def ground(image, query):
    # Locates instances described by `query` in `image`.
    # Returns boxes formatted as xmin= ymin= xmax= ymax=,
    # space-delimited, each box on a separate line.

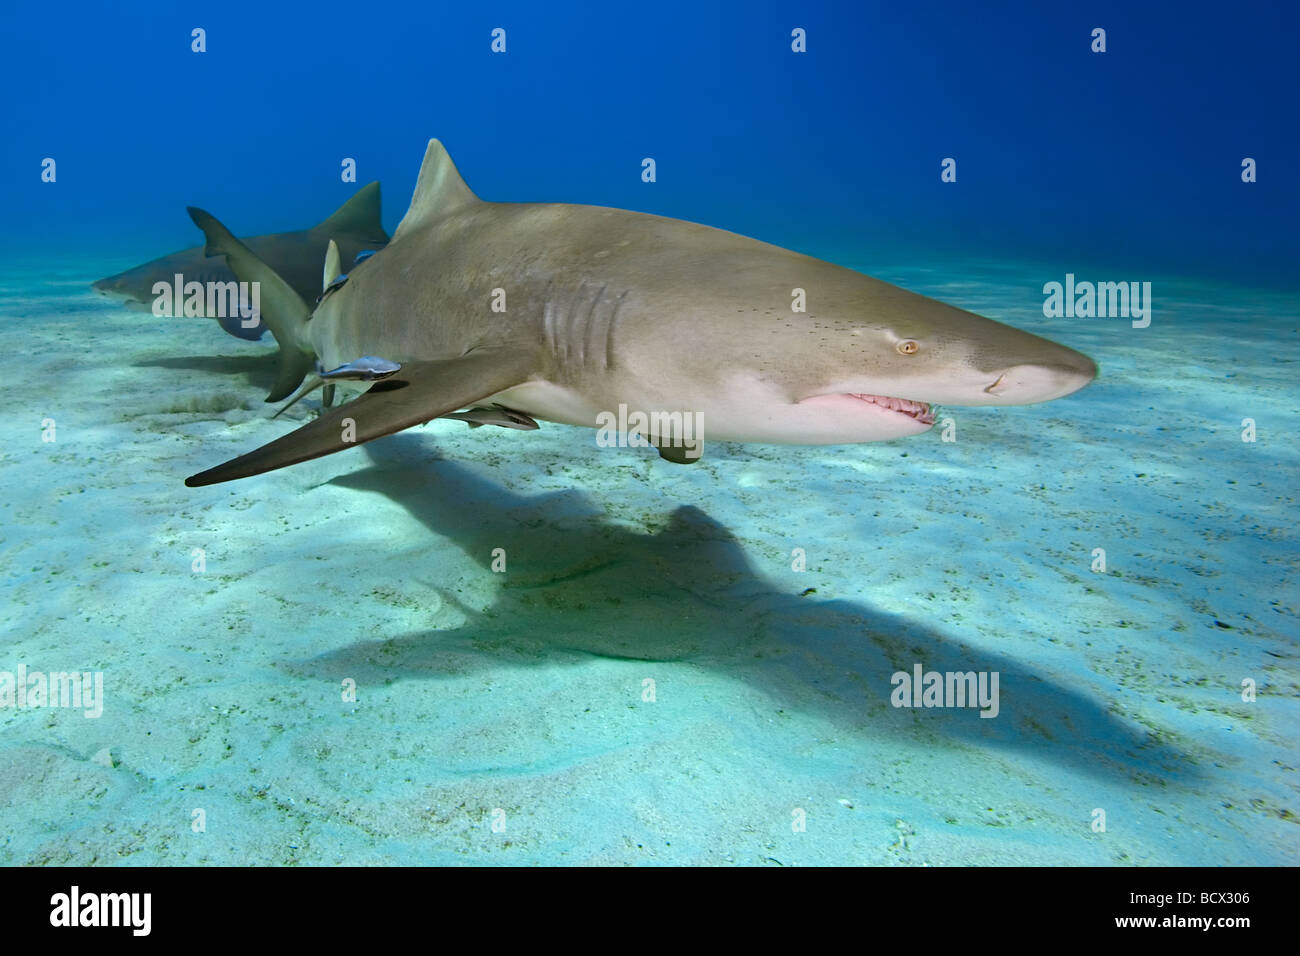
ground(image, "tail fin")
xmin=315 ymin=181 xmax=388 ymax=243
xmin=187 ymin=207 xmax=316 ymax=402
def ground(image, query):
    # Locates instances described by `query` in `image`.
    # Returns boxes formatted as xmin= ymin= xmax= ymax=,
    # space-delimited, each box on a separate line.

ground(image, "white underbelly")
xmin=484 ymin=379 xmax=933 ymax=444
xmin=485 ymin=381 xmax=606 ymax=428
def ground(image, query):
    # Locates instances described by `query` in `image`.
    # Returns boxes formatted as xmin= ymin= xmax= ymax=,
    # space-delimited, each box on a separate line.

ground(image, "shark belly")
xmin=486 ymin=381 xmax=607 ymax=429
xmin=492 ymin=374 xmax=934 ymax=445
xmin=701 ymin=395 xmax=937 ymax=443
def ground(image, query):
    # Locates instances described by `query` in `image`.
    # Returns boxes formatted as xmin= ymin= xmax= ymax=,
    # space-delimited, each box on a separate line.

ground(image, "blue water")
xmin=0 ymin=1 xmax=1296 ymax=865
xmin=5 ymin=0 xmax=1298 ymax=287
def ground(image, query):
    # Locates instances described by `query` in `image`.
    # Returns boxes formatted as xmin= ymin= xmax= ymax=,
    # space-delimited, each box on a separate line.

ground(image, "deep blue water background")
xmin=2 ymin=0 xmax=1297 ymax=290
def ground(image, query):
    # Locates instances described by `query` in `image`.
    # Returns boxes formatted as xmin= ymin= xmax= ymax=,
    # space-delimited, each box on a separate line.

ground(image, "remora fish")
xmin=183 ymin=139 xmax=1096 ymax=486
xmin=92 ymin=183 xmax=389 ymax=340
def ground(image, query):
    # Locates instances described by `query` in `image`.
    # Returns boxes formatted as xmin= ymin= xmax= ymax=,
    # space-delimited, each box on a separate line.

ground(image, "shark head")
xmin=91 ymin=272 xmax=150 ymax=309
xmin=787 ymin=284 xmax=1097 ymax=440
xmin=602 ymin=237 xmax=1098 ymax=446
xmin=90 ymin=273 xmax=122 ymax=295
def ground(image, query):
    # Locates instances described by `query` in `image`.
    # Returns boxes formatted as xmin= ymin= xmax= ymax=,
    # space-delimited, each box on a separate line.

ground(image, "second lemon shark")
xmin=92 ymin=183 xmax=389 ymax=340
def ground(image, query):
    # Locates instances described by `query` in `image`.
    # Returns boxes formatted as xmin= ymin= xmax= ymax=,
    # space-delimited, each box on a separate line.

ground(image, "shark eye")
xmin=897 ymin=339 xmax=920 ymax=355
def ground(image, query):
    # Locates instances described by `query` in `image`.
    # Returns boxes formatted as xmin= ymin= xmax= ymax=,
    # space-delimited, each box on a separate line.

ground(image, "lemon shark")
xmin=92 ymin=183 xmax=389 ymax=340
xmin=183 ymin=139 xmax=1096 ymax=487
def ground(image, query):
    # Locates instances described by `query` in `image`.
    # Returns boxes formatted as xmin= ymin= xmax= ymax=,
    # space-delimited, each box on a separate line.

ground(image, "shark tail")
xmin=187 ymin=207 xmax=315 ymax=402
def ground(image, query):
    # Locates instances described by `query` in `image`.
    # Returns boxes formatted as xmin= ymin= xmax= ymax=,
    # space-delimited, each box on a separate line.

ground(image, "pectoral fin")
xmin=185 ymin=347 xmax=536 ymax=486
xmin=655 ymin=439 xmax=703 ymax=464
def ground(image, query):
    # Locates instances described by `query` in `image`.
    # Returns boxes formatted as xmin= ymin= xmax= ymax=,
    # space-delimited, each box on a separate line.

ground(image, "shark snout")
xmin=92 ymin=275 xmax=126 ymax=297
xmin=981 ymin=350 xmax=1097 ymax=405
xmin=91 ymin=274 xmax=152 ymax=310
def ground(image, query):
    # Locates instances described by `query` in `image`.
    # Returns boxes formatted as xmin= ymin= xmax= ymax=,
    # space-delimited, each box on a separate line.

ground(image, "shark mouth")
xmin=845 ymin=393 xmax=936 ymax=425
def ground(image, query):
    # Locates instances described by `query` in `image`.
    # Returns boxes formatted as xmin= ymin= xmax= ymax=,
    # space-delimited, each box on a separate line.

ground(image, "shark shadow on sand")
xmin=285 ymin=433 xmax=1200 ymax=786
xmin=134 ymin=352 xmax=278 ymax=394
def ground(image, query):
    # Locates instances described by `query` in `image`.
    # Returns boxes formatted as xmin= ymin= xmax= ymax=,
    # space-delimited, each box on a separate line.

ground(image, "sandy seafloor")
xmin=0 ymin=251 xmax=1296 ymax=866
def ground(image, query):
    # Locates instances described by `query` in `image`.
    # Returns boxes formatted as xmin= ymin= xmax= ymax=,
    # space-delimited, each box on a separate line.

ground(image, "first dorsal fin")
xmin=315 ymin=181 xmax=388 ymax=240
xmin=392 ymin=139 xmax=479 ymax=241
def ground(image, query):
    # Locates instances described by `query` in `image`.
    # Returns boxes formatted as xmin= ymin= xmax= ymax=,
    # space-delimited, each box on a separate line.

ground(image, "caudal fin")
xmin=187 ymin=207 xmax=316 ymax=402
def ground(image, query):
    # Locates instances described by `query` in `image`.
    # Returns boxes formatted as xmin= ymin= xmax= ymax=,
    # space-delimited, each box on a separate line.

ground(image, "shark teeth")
xmin=846 ymin=393 xmax=935 ymax=425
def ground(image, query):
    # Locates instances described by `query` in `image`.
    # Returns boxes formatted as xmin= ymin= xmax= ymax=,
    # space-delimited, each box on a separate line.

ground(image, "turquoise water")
xmin=1 ymin=252 xmax=1294 ymax=865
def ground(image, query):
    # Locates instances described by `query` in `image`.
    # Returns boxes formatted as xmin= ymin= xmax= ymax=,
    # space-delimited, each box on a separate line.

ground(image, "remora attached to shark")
xmin=92 ymin=183 xmax=389 ymax=340
xmin=183 ymin=139 xmax=1096 ymax=487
